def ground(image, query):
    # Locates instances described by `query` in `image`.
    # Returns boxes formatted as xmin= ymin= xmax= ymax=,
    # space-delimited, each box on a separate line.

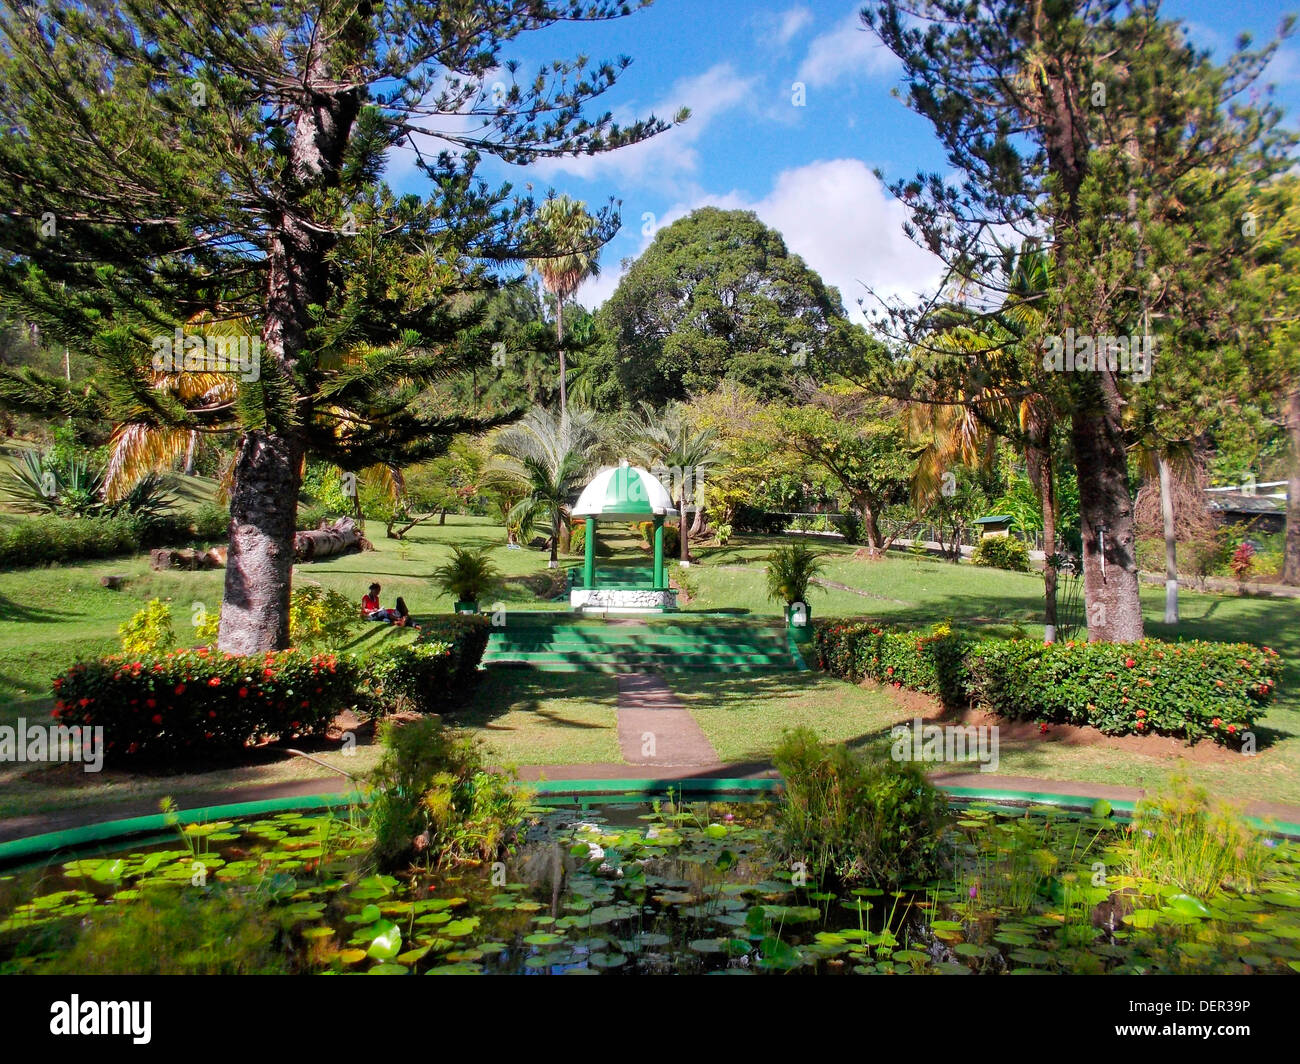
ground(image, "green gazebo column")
xmin=652 ymin=515 xmax=665 ymax=589
xmin=583 ymin=516 xmax=596 ymax=589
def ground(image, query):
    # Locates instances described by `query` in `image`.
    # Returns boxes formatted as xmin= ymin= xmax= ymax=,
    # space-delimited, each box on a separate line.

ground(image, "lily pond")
xmin=3 ymin=798 xmax=1300 ymax=975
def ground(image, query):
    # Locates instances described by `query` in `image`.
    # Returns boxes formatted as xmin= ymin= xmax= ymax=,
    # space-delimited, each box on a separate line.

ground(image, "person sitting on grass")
xmin=361 ymin=582 xmax=399 ymax=623
xmin=393 ymin=596 xmax=420 ymax=629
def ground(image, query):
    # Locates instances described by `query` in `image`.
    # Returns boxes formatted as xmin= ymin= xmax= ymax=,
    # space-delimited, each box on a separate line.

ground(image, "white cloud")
xmin=577 ymin=158 xmax=945 ymax=320
xmin=528 ymin=63 xmax=758 ymax=192
xmin=755 ymin=5 xmax=814 ymax=48
xmin=797 ymin=7 xmax=899 ymax=88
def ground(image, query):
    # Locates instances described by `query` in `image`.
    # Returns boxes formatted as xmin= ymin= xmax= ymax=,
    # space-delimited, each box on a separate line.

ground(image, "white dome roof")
xmin=572 ymin=461 xmax=675 ymax=520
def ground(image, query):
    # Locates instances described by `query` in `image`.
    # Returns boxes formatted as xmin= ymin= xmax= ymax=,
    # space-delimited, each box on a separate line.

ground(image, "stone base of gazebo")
xmin=570 ymin=587 xmax=678 ymax=614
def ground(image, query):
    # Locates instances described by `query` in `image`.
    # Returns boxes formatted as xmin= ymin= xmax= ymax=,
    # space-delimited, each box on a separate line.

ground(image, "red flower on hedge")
xmin=151 ymin=714 xmax=163 ymax=725
xmin=175 ymin=684 xmax=186 ymax=695
xmin=208 ymin=711 xmax=216 ymax=718
xmin=208 ymin=676 xmax=221 ymax=687
xmin=1135 ymin=722 xmax=1145 ymax=731
xmin=1039 ymin=723 xmax=1049 ymax=734
xmin=1226 ymin=724 xmax=1236 ymax=735
xmin=78 ymin=697 xmax=90 ymax=708
xmin=239 ymin=687 xmax=248 ymax=698
xmin=146 ymin=698 xmax=156 ymax=709
xmin=1212 ymin=717 xmax=1222 ymax=728
xmin=263 ymin=668 xmax=275 ymax=679
xmin=1136 ymin=709 xmax=1146 ymax=718
xmin=1124 ymin=658 xmax=1136 ymax=668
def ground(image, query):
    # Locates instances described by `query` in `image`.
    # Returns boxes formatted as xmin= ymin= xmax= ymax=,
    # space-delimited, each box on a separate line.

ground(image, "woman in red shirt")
xmin=362 ymin=583 xmax=398 ymax=622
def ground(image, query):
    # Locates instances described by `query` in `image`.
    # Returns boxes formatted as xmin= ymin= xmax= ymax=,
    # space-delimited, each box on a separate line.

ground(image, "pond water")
xmin=2 ymin=799 xmax=1299 ymax=974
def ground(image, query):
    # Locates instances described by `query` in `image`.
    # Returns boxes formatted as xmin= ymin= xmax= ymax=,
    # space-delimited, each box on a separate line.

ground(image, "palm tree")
xmin=525 ymin=196 xmax=602 ymax=418
xmin=488 ymin=406 xmax=602 ymax=568
xmin=624 ymin=401 xmax=719 ymax=563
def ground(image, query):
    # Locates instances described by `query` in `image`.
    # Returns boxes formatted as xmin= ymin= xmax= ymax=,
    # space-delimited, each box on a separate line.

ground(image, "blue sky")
xmin=387 ymin=1 xmax=1300 ymax=320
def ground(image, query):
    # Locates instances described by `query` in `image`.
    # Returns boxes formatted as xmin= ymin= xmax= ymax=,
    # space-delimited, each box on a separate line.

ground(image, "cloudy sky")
xmin=386 ymin=0 xmax=1300 ymax=322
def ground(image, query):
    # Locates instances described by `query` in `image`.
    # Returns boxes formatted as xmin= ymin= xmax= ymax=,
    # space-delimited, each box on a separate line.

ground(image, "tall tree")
xmin=597 ymin=208 xmax=861 ymax=406
xmin=0 ymin=0 xmax=671 ymax=653
xmin=624 ymin=401 xmax=719 ymax=562
xmin=526 ymin=195 xmax=604 ymax=418
xmin=863 ymin=0 xmax=1293 ymax=641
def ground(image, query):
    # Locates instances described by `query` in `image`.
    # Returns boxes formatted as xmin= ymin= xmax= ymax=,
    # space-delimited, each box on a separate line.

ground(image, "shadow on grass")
xmin=0 ymin=592 xmax=70 ymax=625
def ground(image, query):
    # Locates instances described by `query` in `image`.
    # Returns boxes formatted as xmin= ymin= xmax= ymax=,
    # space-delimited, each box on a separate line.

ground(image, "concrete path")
xmin=615 ymin=672 xmax=719 ymax=768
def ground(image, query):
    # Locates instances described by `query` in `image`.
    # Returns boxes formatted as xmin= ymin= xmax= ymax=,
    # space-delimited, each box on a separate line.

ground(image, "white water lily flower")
xmin=586 ymin=843 xmax=605 ymax=861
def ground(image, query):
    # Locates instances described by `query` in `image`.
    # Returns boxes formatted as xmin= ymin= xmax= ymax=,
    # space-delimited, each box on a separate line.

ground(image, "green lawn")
xmin=2 ymin=516 xmax=1300 ymax=820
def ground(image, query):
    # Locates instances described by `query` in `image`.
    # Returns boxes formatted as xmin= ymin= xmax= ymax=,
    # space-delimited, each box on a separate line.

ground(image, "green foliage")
xmin=119 ymin=598 xmax=176 ymax=657
xmin=764 ymin=542 xmax=824 ymax=605
xmin=771 ymin=727 xmax=950 ymax=886
xmin=363 ymin=640 xmax=455 ymax=714
xmin=52 ymin=648 xmax=358 ymax=759
xmin=0 ymin=514 xmax=139 ymax=568
xmin=633 ymin=520 xmax=679 ymax=557
xmin=596 ymin=208 xmax=867 ymax=404
xmin=813 ymin=618 xmax=1282 ymax=745
xmin=965 ymin=638 xmax=1281 ymax=743
xmin=34 ymin=888 xmax=291 ymax=975
xmin=812 ymin=618 xmax=982 ymax=707
xmin=970 ymin=535 xmax=1032 ymax=572
xmin=417 ymin=615 xmax=492 ymax=689
xmin=1123 ymin=775 xmax=1274 ymax=896
xmin=713 ymin=522 xmax=733 ymax=546
xmin=431 ymin=545 xmax=500 ymax=604
xmin=288 ymin=584 xmax=361 ymax=650
xmin=364 ymin=716 xmax=530 ymax=870
xmin=833 ymin=511 xmax=862 ymax=544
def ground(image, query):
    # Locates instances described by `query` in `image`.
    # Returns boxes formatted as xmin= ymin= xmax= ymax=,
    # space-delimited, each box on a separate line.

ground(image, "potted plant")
xmin=432 ymin=546 xmax=500 ymax=613
xmin=765 ymin=542 xmax=824 ymax=636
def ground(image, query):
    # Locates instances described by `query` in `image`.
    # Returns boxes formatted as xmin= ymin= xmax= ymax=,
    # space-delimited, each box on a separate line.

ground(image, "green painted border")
xmin=3 ymin=778 xmax=1297 ymax=867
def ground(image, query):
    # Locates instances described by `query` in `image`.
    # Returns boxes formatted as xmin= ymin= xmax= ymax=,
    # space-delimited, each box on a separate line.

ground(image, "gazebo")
xmin=569 ymin=460 xmax=679 ymax=613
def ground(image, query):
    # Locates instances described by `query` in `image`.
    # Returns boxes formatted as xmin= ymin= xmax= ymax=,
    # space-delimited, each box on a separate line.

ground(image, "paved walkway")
xmin=615 ymin=672 xmax=719 ymax=767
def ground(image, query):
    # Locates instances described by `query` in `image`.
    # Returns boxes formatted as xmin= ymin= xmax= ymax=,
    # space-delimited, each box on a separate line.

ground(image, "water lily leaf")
xmin=589 ymin=952 xmax=627 ymax=969
xmin=441 ymin=917 xmax=480 ymax=938
xmin=1166 ymin=895 xmax=1212 ymax=918
xmin=366 ymin=921 xmax=403 ymax=961
xmin=368 ymin=963 xmax=409 ymax=975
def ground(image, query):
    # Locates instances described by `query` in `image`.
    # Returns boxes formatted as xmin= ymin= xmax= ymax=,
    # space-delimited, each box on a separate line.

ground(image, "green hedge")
xmin=52 ymin=648 xmax=359 ymax=759
xmin=964 ymin=638 xmax=1280 ymax=743
xmin=812 ymin=618 xmax=1281 ymax=745
xmin=0 ymin=506 xmax=229 ymax=569
xmin=418 ymin=615 xmax=491 ymax=691
xmin=970 ymin=535 xmax=1032 ymax=572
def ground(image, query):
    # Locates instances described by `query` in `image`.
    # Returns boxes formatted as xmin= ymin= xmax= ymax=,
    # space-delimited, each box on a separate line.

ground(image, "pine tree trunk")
xmin=857 ymin=496 xmax=884 ymax=552
xmin=1283 ymin=388 xmax=1300 ymax=586
xmin=183 ymin=430 xmax=198 ymax=476
xmin=1029 ymin=444 xmax=1059 ymax=641
xmin=215 ymin=24 xmax=359 ymax=653
xmin=217 ymin=429 xmax=304 ymax=653
xmin=556 ymin=297 xmax=566 ymax=419
xmin=1070 ymin=390 xmax=1144 ymax=643
xmin=1158 ymin=452 xmax=1180 ymax=623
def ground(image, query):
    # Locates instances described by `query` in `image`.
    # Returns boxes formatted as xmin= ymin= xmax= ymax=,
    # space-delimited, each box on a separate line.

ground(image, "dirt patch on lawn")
xmin=862 ymin=679 xmax=1251 ymax=765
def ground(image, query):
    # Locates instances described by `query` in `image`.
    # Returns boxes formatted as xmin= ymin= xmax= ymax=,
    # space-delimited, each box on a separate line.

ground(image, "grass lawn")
xmin=3 ymin=516 xmax=1300 ymax=821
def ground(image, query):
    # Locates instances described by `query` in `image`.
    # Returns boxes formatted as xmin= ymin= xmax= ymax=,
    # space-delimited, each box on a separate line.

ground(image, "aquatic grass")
xmin=1122 ymin=775 xmax=1276 ymax=897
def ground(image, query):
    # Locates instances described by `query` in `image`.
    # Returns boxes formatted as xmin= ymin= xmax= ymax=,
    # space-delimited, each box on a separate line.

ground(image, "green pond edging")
xmin=3 ymin=780 xmax=1298 ymax=867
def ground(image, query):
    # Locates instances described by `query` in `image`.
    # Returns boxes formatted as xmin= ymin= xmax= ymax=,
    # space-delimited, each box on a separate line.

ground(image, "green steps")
xmin=483 ymin=620 xmax=800 ymax=673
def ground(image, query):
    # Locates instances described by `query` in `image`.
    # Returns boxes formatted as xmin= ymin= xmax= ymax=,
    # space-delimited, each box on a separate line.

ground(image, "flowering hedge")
xmin=964 ymin=638 xmax=1280 ymax=743
xmin=812 ymin=618 xmax=1281 ymax=745
xmin=51 ymin=648 xmax=359 ymax=759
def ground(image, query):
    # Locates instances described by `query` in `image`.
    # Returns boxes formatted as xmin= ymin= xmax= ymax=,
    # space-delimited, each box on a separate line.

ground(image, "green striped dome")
xmin=572 ymin=461 xmax=675 ymax=520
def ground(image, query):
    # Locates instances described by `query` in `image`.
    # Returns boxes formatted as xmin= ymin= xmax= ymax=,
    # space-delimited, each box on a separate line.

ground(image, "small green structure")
xmin=972 ymin=514 xmax=1014 ymax=539
xmin=570 ymin=460 xmax=679 ymax=614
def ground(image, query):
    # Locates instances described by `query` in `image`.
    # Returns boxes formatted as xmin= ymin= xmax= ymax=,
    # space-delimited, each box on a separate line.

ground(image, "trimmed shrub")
xmin=812 ymin=619 xmax=1281 ymax=745
xmin=964 ymin=637 xmax=1279 ymax=743
xmin=812 ymin=619 xmax=978 ymax=707
xmin=417 ymin=614 xmax=491 ymax=691
xmin=970 ymin=535 xmax=1032 ymax=572
xmin=362 ymin=639 xmax=456 ymax=715
xmin=51 ymin=648 xmax=359 ymax=759
xmin=288 ymin=584 xmax=360 ymax=650
xmin=771 ymin=727 xmax=950 ymax=886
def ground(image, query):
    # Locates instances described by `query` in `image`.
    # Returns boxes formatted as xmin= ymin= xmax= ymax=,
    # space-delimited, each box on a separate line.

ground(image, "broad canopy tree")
xmin=0 ymin=0 xmax=672 ymax=653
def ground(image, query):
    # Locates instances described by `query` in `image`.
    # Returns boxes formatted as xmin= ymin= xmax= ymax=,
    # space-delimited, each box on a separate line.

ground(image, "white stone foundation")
xmin=570 ymin=587 xmax=678 ymax=614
